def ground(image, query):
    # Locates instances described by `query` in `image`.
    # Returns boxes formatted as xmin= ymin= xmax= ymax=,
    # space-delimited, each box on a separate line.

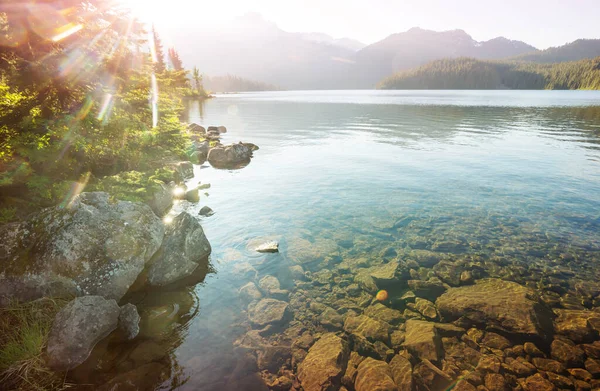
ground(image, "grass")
xmin=0 ymin=298 xmax=71 ymax=390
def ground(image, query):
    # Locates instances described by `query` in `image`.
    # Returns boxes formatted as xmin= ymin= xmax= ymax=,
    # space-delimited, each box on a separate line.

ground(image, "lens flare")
xmin=51 ymin=23 xmax=83 ymax=42
xmin=61 ymin=172 xmax=91 ymax=209
xmin=151 ymin=73 xmax=159 ymax=127
xmin=173 ymin=187 xmax=186 ymax=198
xmin=97 ymin=93 xmax=114 ymax=123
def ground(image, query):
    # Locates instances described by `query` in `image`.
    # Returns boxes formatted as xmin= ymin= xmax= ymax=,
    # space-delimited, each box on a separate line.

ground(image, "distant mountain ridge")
xmin=171 ymin=14 xmax=600 ymax=89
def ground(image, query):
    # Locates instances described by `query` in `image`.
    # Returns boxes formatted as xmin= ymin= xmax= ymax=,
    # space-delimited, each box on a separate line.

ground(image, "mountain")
xmin=378 ymin=57 xmax=600 ymax=90
xmin=512 ymin=39 xmax=600 ymax=63
xmin=353 ymin=27 xmax=537 ymax=87
xmin=299 ymin=33 xmax=366 ymax=51
xmin=171 ymin=13 xmax=357 ymax=90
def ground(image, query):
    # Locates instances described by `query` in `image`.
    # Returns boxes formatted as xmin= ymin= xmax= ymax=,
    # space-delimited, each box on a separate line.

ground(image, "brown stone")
xmin=355 ymin=358 xmax=397 ymax=391
xmin=502 ymin=357 xmax=536 ymax=377
xmin=584 ymin=357 xmax=600 ymax=377
xmin=531 ymin=358 xmax=565 ymax=373
xmin=297 ymin=333 xmax=350 ymax=391
xmin=554 ymin=309 xmax=600 ymax=343
xmin=567 ymin=368 xmax=593 ymax=382
xmin=519 ymin=373 xmax=556 ymax=391
xmin=344 ymin=314 xmax=390 ymax=344
xmin=484 ymin=373 xmax=507 ymax=391
xmin=481 ymin=332 xmax=512 ymax=350
xmin=545 ymin=371 xmax=573 ymax=389
xmin=389 ymin=354 xmax=412 ymax=391
xmin=404 ymin=319 xmax=441 ymax=362
xmin=550 ymin=338 xmax=585 ymax=367
xmin=477 ymin=355 xmax=502 ymax=373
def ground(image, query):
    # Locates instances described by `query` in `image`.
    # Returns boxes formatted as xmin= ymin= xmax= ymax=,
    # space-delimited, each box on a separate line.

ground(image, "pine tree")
xmin=152 ymin=25 xmax=166 ymax=73
xmin=168 ymin=48 xmax=184 ymax=71
xmin=192 ymin=67 xmax=203 ymax=94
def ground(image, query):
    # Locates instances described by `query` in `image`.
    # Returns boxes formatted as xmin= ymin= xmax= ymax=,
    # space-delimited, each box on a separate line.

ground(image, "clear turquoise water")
xmin=75 ymin=91 xmax=600 ymax=389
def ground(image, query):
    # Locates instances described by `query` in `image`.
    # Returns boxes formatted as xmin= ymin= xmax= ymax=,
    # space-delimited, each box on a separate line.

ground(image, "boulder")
xmin=364 ymin=303 xmax=404 ymax=326
xmin=239 ymin=282 xmax=263 ymax=305
xmin=47 ymin=296 xmax=120 ymax=370
xmin=435 ymin=278 xmax=553 ymax=338
xmin=199 ymin=206 xmax=215 ymax=217
xmin=518 ymin=373 xmax=556 ymax=391
xmin=191 ymin=140 xmax=210 ymax=164
xmin=369 ymin=261 xmax=400 ymax=288
xmin=170 ymin=161 xmax=194 ymax=182
xmin=118 ymin=303 xmax=140 ymax=340
xmin=551 ymin=337 xmax=585 ymax=367
xmin=248 ymin=298 xmax=291 ymax=328
xmin=408 ymin=279 xmax=447 ymax=301
xmin=146 ymin=212 xmax=211 ymax=287
xmin=188 ymin=123 xmax=206 ymax=134
xmin=207 ymin=142 xmax=256 ymax=169
xmin=297 ymin=333 xmax=350 ymax=391
xmin=355 ymin=357 xmax=397 ymax=391
xmin=148 ymin=182 xmax=175 ymax=216
xmin=217 ymin=126 xmax=227 ymax=133
xmin=185 ymin=187 xmax=200 ymax=203
xmin=404 ymin=319 xmax=441 ymax=362
xmin=0 ymin=192 xmax=164 ymax=302
xmin=414 ymin=297 xmax=439 ymax=320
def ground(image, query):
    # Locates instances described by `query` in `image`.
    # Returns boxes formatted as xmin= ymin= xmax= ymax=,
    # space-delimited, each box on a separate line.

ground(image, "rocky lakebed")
xmin=2 ymin=122 xmax=600 ymax=391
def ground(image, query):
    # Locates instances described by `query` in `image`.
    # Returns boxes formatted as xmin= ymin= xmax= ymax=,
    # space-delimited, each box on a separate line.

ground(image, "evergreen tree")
xmin=168 ymin=47 xmax=184 ymax=71
xmin=152 ymin=25 xmax=166 ymax=73
xmin=192 ymin=67 xmax=203 ymax=94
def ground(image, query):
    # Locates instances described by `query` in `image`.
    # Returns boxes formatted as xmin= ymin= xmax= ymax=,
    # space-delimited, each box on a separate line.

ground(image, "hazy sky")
xmin=130 ymin=0 xmax=600 ymax=49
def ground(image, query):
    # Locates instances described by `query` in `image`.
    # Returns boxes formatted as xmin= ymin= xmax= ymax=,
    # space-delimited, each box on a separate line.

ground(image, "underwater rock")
xmin=97 ymin=362 xmax=170 ymax=391
xmin=413 ymin=297 xmax=439 ymax=321
xmin=404 ymin=319 xmax=441 ymax=362
xmin=239 ymin=282 xmax=263 ymax=305
xmin=319 ymin=306 xmax=344 ymax=330
xmin=289 ymin=265 xmax=306 ymax=281
xmin=502 ymin=357 xmax=536 ymax=376
xmin=364 ymin=303 xmax=404 ymax=326
xmin=146 ymin=212 xmax=211 ymax=287
xmin=118 ymin=303 xmax=140 ymax=340
xmin=355 ymin=270 xmax=379 ymax=294
xmin=484 ymin=373 xmax=506 ymax=391
xmin=199 ymin=206 xmax=215 ymax=217
xmin=342 ymin=351 xmax=365 ymax=389
xmin=531 ymin=358 xmax=565 ymax=373
xmin=259 ymin=275 xmax=281 ymax=293
xmin=248 ymin=298 xmax=291 ymax=328
xmin=354 ymin=357 xmax=396 ymax=391
xmin=408 ymin=279 xmax=447 ymax=301
xmin=47 ymin=296 xmax=120 ymax=370
xmin=389 ymin=354 xmax=413 ymax=391
xmin=435 ymin=278 xmax=553 ymax=338
xmin=551 ymin=337 xmax=585 ymax=367
xmin=518 ymin=373 xmax=556 ymax=391
xmin=208 ymin=142 xmax=257 ymax=169
xmin=369 ymin=261 xmax=400 ymax=288
xmin=344 ymin=314 xmax=390 ymax=344
xmin=553 ymin=309 xmax=600 ymax=343
xmin=257 ymin=345 xmax=291 ymax=373
xmin=297 ymin=333 xmax=349 ymax=391
xmin=409 ymin=249 xmax=443 ymax=268
xmin=0 ymin=192 xmax=164 ymax=303
xmin=287 ymin=236 xmax=338 ymax=266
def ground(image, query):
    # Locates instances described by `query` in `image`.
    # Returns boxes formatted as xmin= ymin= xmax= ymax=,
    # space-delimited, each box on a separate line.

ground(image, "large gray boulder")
xmin=148 ymin=182 xmax=175 ymax=217
xmin=207 ymin=142 xmax=258 ymax=169
xmin=146 ymin=212 xmax=211 ymax=287
xmin=47 ymin=296 xmax=120 ymax=370
xmin=191 ymin=140 xmax=210 ymax=164
xmin=436 ymin=278 xmax=554 ymax=338
xmin=0 ymin=192 xmax=164 ymax=303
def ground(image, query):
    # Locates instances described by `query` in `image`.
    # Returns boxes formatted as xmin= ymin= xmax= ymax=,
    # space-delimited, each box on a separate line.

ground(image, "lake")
xmin=73 ymin=90 xmax=600 ymax=390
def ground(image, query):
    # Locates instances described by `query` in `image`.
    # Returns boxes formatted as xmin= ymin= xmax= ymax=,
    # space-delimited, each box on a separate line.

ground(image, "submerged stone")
xmin=248 ymin=298 xmax=291 ymax=328
xmin=554 ymin=309 xmax=600 ymax=343
xmin=344 ymin=314 xmax=390 ymax=344
xmin=354 ymin=357 xmax=397 ymax=391
xmin=118 ymin=303 xmax=140 ymax=340
xmin=404 ymin=319 xmax=441 ymax=362
xmin=435 ymin=278 xmax=553 ymax=338
xmin=389 ymin=354 xmax=413 ymax=391
xmin=297 ymin=333 xmax=349 ymax=391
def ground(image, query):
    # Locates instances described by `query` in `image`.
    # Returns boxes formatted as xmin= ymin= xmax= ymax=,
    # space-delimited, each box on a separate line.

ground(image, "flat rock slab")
xmin=255 ymin=241 xmax=279 ymax=253
xmin=404 ymin=319 xmax=441 ymax=362
xmin=248 ymin=298 xmax=291 ymax=328
xmin=554 ymin=309 xmax=600 ymax=343
xmin=435 ymin=278 xmax=552 ymax=337
xmin=47 ymin=296 xmax=120 ymax=370
xmin=298 ymin=333 xmax=349 ymax=391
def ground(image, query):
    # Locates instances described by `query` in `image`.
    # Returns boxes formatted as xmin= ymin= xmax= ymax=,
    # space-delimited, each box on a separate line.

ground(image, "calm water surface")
xmin=75 ymin=91 xmax=600 ymax=390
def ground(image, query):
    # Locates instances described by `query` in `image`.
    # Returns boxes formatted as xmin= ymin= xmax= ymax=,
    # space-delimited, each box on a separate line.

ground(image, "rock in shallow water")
xmin=435 ymin=278 xmax=553 ymax=338
xmin=207 ymin=142 xmax=257 ymax=169
xmin=47 ymin=296 xmax=120 ymax=370
xmin=199 ymin=206 xmax=215 ymax=217
xmin=118 ymin=303 xmax=140 ymax=340
xmin=255 ymin=240 xmax=279 ymax=253
xmin=404 ymin=319 xmax=441 ymax=362
xmin=146 ymin=212 xmax=211 ymax=287
xmin=354 ymin=357 xmax=397 ymax=391
xmin=248 ymin=298 xmax=291 ymax=328
xmin=297 ymin=333 xmax=349 ymax=391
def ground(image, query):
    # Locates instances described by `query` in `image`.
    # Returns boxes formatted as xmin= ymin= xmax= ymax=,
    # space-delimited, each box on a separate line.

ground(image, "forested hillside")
xmin=0 ymin=2 xmax=204 ymax=221
xmin=513 ymin=39 xmax=600 ymax=64
xmin=379 ymin=57 xmax=600 ymax=90
xmin=204 ymin=75 xmax=279 ymax=92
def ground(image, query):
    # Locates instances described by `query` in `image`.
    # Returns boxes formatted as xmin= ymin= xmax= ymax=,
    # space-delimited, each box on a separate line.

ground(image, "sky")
xmin=126 ymin=0 xmax=600 ymax=49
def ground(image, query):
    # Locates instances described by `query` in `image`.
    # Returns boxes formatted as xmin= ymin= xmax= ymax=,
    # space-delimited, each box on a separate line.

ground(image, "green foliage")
xmin=89 ymin=167 xmax=176 ymax=203
xmin=379 ymin=57 xmax=600 ymax=90
xmin=0 ymin=299 xmax=70 ymax=390
xmin=0 ymin=207 xmax=16 ymax=223
xmin=0 ymin=3 xmax=204 ymax=213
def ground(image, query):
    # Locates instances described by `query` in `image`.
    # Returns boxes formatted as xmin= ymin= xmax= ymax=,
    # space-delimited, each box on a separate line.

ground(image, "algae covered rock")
xmin=435 ymin=278 xmax=553 ymax=338
xmin=297 ymin=333 xmax=349 ymax=391
xmin=146 ymin=212 xmax=211 ymax=287
xmin=47 ymin=296 xmax=120 ymax=370
xmin=0 ymin=192 xmax=164 ymax=302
